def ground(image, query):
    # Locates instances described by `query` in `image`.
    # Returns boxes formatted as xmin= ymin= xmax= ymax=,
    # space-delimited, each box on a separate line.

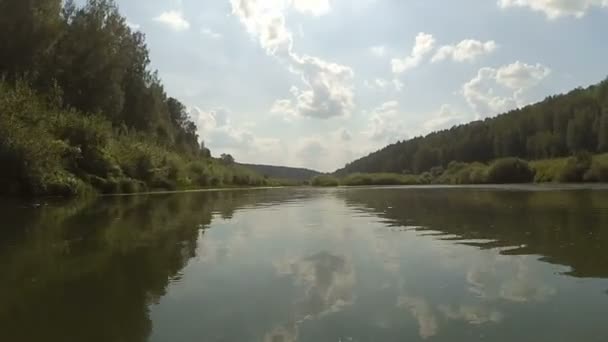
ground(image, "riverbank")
xmin=312 ymin=153 xmax=608 ymax=187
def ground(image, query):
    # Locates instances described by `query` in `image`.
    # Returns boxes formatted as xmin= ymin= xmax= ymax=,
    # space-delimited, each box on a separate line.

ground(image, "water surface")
xmin=1 ymin=186 xmax=608 ymax=341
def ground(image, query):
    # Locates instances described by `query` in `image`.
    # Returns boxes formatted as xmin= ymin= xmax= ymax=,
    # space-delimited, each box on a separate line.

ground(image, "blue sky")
xmin=108 ymin=0 xmax=608 ymax=171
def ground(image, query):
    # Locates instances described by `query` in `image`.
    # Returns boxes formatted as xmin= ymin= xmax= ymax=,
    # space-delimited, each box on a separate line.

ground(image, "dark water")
xmin=1 ymin=186 xmax=608 ymax=342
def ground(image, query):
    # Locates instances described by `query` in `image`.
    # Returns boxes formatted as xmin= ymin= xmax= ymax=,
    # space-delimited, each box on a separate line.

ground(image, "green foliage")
xmin=530 ymin=158 xmax=568 ymax=183
xmin=558 ymin=151 xmax=593 ymax=182
xmin=311 ymin=175 xmax=340 ymax=187
xmin=340 ymin=173 xmax=421 ymax=186
xmin=590 ymin=154 xmax=608 ymax=182
xmin=0 ymin=81 xmax=269 ymax=197
xmin=0 ymin=1 xmax=274 ymax=197
xmin=487 ymin=158 xmax=535 ymax=184
xmin=435 ymin=161 xmax=489 ymax=184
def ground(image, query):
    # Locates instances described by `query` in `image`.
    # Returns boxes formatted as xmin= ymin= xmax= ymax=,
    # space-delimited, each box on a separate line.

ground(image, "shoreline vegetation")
xmin=312 ymin=153 xmax=608 ymax=187
xmin=0 ymin=0 xmax=293 ymax=198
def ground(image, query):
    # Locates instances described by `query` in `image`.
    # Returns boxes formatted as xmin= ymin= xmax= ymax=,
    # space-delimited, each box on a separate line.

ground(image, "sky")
xmin=108 ymin=0 xmax=608 ymax=172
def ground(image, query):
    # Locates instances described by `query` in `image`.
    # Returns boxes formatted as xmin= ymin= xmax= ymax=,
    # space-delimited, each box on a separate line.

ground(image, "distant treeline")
xmin=0 ymin=0 xmax=271 ymax=196
xmin=336 ymin=78 xmax=608 ymax=176
xmin=314 ymin=153 xmax=608 ymax=187
xmin=239 ymin=163 xmax=322 ymax=182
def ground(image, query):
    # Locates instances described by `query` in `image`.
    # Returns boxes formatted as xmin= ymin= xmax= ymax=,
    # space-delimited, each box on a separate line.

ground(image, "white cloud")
xmin=201 ymin=27 xmax=223 ymax=39
xmin=391 ymin=32 xmax=436 ymax=74
xmin=232 ymin=0 xmax=355 ymax=120
xmin=432 ymin=40 xmax=497 ymax=63
xmin=154 ymin=11 xmax=190 ymax=31
xmin=422 ymin=105 xmax=471 ymax=133
xmin=189 ymin=106 xmax=283 ymax=162
xmin=370 ymin=45 xmax=387 ymax=57
xmin=284 ymin=54 xmax=355 ymax=119
xmin=463 ymin=61 xmax=550 ymax=117
xmin=231 ymin=0 xmax=293 ymax=55
xmin=365 ymin=101 xmax=408 ymax=143
xmin=495 ymin=61 xmax=552 ymax=89
xmin=292 ymin=0 xmax=331 ymax=16
xmin=270 ymin=98 xmax=298 ymax=121
xmin=499 ymin=0 xmax=608 ymax=19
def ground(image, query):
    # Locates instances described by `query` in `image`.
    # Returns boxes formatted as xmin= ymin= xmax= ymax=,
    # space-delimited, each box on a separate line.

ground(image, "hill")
xmin=336 ymin=78 xmax=608 ymax=176
xmin=240 ymin=164 xmax=322 ymax=181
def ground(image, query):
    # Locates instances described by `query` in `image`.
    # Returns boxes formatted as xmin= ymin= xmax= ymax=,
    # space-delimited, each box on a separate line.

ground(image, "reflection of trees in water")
xmin=338 ymin=188 xmax=608 ymax=278
xmin=0 ymin=189 xmax=288 ymax=342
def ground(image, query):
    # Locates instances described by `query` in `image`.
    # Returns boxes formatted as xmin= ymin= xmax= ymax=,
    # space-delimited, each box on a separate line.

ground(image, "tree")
xmin=335 ymin=76 xmax=608 ymax=176
xmin=220 ymin=154 xmax=235 ymax=165
xmin=0 ymin=0 xmax=63 ymax=81
xmin=599 ymin=112 xmax=608 ymax=152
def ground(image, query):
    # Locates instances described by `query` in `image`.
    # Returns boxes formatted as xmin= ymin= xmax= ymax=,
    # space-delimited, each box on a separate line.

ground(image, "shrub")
xmin=531 ymin=158 xmax=567 ymax=183
xmin=590 ymin=155 xmax=608 ymax=182
xmin=342 ymin=173 xmax=373 ymax=186
xmin=418 ymin=172 xmax=433 ymax=185
xmin=487 ymin=158 xmax=535 ymax=184
xmin=558 ymin=151 xmax=592 ymax=182
xmin=311 ymin=175 xmax=339 ymax=187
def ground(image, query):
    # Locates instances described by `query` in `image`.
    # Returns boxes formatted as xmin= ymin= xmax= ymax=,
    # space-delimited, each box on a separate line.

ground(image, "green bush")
xmin=311 ymin=175 xmax=340 ymax=187
xmin=531 ymin=158 xmax=567 ymax=183
xmin=487 ymin=158 xmax=535 ymax=184
xmin=0 ymin=81 xmax=272 ymax=197
xmin=558 ymin=151 xmax=592 ymax=183
xmin=589 ymin=155 xmax=608 ymax=182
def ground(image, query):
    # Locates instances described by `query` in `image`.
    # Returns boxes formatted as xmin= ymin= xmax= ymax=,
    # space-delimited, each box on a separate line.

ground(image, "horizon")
xmin=103 ymin=0 xmax=608 ymax=172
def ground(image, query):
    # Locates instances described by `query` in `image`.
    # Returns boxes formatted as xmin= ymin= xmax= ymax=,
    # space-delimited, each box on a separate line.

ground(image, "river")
xmin=1 ymin=186 xmax=608 ymax=341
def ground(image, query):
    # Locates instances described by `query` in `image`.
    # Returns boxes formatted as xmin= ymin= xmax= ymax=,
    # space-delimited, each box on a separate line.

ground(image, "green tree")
xmin=599 ymin=112 xmax=608 ymax=152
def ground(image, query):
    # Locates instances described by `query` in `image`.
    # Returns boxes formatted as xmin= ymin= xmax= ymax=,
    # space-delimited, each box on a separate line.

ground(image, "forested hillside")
xmin=239 ymin=164 xmax=321 ymax=182
xmin=0 ymin=0 xmax=268 ymax=196
xmin=336 ymin=79 xmax=608 ymax=176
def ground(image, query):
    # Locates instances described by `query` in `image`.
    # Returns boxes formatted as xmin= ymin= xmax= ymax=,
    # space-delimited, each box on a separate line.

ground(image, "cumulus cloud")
xmin=422 ymin=105 xmax=471 ymax=133
xmin=463 ymin=61 xmax=550 ymax=117
xmin=494 ymin=61 xmax=552 ymax=89
xmin=154 ymin=11 xmax=190 ymax=31
xmin=365 ymin=101 xmax=408 ymax=143
xmin=499 ymin=0 xmax=608 ymax=19
xmin=189 ymin=106 xmax=283 ymax=162
xmin=231 ymin=0 xmax=355 ymax=119
xmin=391 ymin=32 xmax=436 ymax=74
xmin=284 ymin=54 xmax=355 ymax=119
xmin=432 ymin=39 xmax=497 ymax=63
